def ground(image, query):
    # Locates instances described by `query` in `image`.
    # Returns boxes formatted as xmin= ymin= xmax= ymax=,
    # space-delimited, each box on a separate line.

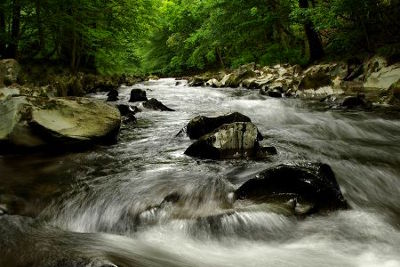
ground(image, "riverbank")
xmin=187 ymin=56 xmax=400 ymax=108
xmin=0 ymin=59 xmax=148 ymax=98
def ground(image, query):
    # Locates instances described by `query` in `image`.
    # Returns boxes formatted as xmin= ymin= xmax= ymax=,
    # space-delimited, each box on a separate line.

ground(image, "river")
xmin=0 ymin=78 xmax=399 ymax=266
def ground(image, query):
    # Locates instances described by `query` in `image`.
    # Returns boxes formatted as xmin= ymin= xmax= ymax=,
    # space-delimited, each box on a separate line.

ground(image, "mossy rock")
xmin=0 ymin=96 xmax=121 ymax=151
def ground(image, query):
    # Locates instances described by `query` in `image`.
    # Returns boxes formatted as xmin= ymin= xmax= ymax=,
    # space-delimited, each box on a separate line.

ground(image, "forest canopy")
xmin=1 ymin=0 xmax=400 ymax=75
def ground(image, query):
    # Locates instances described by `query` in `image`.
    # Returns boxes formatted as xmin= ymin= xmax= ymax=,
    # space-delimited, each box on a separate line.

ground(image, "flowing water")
xmin=1 ymin=78 xmax=400 ymax=266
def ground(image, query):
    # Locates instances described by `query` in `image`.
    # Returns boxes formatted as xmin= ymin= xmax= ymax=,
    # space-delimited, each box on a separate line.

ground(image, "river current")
xmin=0 ymin=78 xmax=399 ymax=266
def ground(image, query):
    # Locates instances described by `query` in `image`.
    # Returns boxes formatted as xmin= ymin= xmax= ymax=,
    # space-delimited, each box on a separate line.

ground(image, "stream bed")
xmin=1 ymin=78 xmax=400 ymax=267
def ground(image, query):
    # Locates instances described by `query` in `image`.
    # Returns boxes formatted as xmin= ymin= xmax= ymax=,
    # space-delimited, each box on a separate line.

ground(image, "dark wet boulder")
xmin=142 ymin=98 xmax=175 ymax=111
xmin=341 ymin=94 xmax=370 ymax=108
xmin=267 ymin=89 xmax=282 ymax=98
xmin=235 ymin=162 xmax=348 ymax=214
xmin=129 ymin=89 xmax=148 ymax=102
xmin=116 ymin=104 xmax=141 ymax=116
xmin=185 ymin=122 xmax=272 ymax=160
xmin=186 ymin=112 xmax=252 ymax=140
xmin=106 ymin=89 xmax=119 ymax=102
xmin=116 ymin=105 xmax=140 ymax=125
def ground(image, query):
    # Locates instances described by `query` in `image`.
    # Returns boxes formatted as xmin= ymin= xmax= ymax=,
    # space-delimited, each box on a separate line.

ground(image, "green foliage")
xmin=1 ymin=0 xmax=399 ymax=75
xmin=0 ymin=0 xmax=156 ymax=73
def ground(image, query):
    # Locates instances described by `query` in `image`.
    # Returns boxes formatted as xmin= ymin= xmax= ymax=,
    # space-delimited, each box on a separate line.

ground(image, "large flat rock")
xmin=0 ymin=96 xmax=121 ymax=151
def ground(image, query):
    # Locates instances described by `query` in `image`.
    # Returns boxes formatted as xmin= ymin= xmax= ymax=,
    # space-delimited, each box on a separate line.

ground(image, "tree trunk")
xmin=71 ymin=31 xmax=77 ymax=72
xmin=35 ymin=0 xmax=45 ymax=51
xmin=0 ymin=8 xmax=5 ymax=58
xmin=216 ymin=47 xmax=225 ymax=70
xmin=5 ymin=0 xmax=21 ymax=58
xmin=299 ymin=0 xmax=324 ymax=62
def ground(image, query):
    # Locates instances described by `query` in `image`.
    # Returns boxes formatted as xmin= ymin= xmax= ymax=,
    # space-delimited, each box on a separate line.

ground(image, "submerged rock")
xmin=186 ymin=112 xmax=252 ymax=140
xmin=0 ymin=96 xmax=121 ymax=151
xmin=267 ymin=89 xmax=282 ymax=98
xmin=116 ymin=104 xmax=141 ymax=116
xmin=184 ymin=122 xmax=270 ymax=160
xmin=116 ymin=104 xmax=139 ymax=125
xmin=142 ymin=98 xmax=174 ymax=111
xmin=341 ymin=94 xmax=370 ymax=108
xmin=129 ymin=89 xmax=148 ymax=102
xmin=235 ymin=162 xmax=348 ymax=214
xmin=106 ymin=89 xmax=119 ymax=102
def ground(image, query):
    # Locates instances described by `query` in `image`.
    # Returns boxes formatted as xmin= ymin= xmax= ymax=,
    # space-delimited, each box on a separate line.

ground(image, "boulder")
xmin=116 ymin=104 xmax=139 ymax=124
xmin=189 ymin=77 xmax=206 ymax=87
xmin=142 ymin=98 xmax=174 ymax=111
xmin=242 ymin=74 xmax=274 ymax=89
xmin=148 ymin=75 xmax=160 ymax=80
xmin=387 ymin=79 xmax=400 ymax=105
xmin=129 ymin=89 xmax=148 ymax=102
xmin=205 ymin=78 xmax=222 ymax=88
xmin=106 ymin=89 xmax=119 ymax=102
xmin=116 ymin=104 xmax=140 ymax=116
xmin=0 ymin=59 xmax=21 ymax=86
xmin=364 ymin=56 xmax=388 ymax=78
xmin=189 ymin=74 xmax=218 ymax=87
xmin=259 ymin=84 xmax=283 ymax=98
xmin=267 ymin=89 xmax=282 ymax=98
xmin=186 ymin=112 xmax=252 ymax=140
xmin=0 ymin=87 xmax=21 ymax=100
xmin=235 ymin=162 xmax=348 ymax=214
xmin=364 ymin=63 xmax=400 ymax=90
xmin=220 ymin=74 xmax=232 ymax=87
xmin=225 ymin=69 xmax=257 ymax=88
xmin=341 ymin=94 xmax=370 ymax=108
xmin=299 ymin=63 xmax=347 ymax=90
xmin=0 ymin=96 xmax=121 ymax=151
xmin=299 ymin=66 xmax=332 ymax=90
xmin=184 ymin=122 xmax=269 ymax=160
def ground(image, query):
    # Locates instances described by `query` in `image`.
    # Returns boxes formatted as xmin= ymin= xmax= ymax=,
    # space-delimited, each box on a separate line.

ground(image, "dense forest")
xmin=1 ymin=0 xmax=400 ymax=75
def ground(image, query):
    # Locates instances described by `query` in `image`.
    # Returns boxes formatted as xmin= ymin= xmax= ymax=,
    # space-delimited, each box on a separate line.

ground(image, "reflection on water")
xmin=1 ymin=79 xmax=400 ymax=266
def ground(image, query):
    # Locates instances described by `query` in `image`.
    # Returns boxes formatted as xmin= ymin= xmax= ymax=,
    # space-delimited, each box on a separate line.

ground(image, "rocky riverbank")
xmin=0 ymin=59 xmax=147 ymax=153
xmin=188 ymin=56 xmax=400 ymax=107
xmin=0 ymin=59 xmax=146 ymax=98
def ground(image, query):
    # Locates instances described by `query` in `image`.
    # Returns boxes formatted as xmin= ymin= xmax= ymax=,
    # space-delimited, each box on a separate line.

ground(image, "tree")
xmin=4 ymin=0 xmax=21 ymax=58
xmin=298 ymin=0 xmax=324 ymax=62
